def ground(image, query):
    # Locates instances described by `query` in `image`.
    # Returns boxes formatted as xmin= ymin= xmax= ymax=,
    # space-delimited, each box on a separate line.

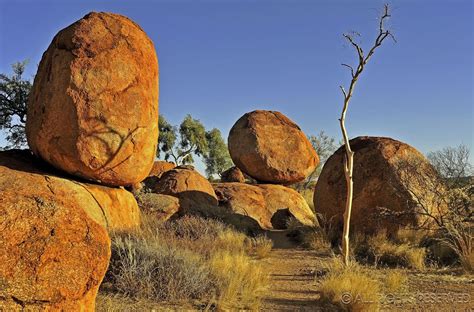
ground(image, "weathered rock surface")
xmin=153 ymin=166 xmax=218 ymax=215
xmin=137 ymin=193 xmax=180 ymax=221
xmin=314 ymin=136 xmax=444 ymax=235
xmin=26 ymin=12 xmax=159 ymax=186
xmin=259 ymin=184 xmax=318 ymax=229
xmin=0 ymin=150 xmax=111 ymax=311
xmin=213 ymin=183 xmax=273 ymax=229
xmin=149 ymin=160 xmax=176 ymax=177
xmin=0 ymin=150 xmax=140 ymax=232
xmin=142 ymin=160 xmax=176 ymax=191
xmin=220 ymin=166 xmax=245 ymax=183
xmin=213 ymin=183 xmax=317 ymax=230
xmin=228 ymin=110 xmax=319 ymax=184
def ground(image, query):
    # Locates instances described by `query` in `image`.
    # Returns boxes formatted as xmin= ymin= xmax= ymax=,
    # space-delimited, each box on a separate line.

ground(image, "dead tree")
xmin=339 ymin=4 xmax=395 ymax=265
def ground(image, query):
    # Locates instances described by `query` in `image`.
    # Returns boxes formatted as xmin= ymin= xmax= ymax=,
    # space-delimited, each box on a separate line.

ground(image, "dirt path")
xmin=260 ymin=231 xmax=329 ymax=311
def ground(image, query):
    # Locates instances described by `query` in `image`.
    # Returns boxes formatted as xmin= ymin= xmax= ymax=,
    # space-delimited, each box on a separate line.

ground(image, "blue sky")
xmin=1 ymin=0 xmax=472 ymax=173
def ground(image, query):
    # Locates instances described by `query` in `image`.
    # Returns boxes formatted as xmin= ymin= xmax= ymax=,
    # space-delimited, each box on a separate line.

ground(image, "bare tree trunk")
xmin=338 ymin=4 xmax=394 ymax=265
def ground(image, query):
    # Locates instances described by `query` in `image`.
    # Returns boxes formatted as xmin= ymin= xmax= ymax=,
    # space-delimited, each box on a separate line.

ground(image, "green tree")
xmin=157 ymin=114 xmax=209 ymax=165
xmin=203 ymin=128 xmax=232 ymax=178
xmin=0 ymin=61 xmax=32 ymax=148
xmin=297 ymin=131 xmax=338 ymax=190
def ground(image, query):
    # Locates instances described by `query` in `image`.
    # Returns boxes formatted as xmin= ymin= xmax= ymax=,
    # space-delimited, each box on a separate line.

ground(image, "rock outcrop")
xmin=0 ymin=150 xmax=111 ymax=311
xmin=26 ymin=12 xmax=159 ymax=187
xmin=213 ymin=183 xmax=273 ymax=229
xmin=137 ymin=193 xmax=180 ymax=221
xmin=220 ymin=166 xmax=246 ymax=183
xmin=228 ymin=110 xmax=318 ymax=184
xmin=153 ymin=166 xmax=218 ymax=215
xmin=314 ymin=136 xmax=445 ymax=235
xmin=259 ymin=184 xmax=318 ymax=229
xmin=214 ymin=182 xmax=317 ymax=230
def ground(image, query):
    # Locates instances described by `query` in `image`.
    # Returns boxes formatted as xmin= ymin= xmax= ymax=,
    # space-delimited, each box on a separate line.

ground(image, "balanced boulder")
xmin=153 ymin=166 xmax=218 ymax=215
xmin=221 ymin=166 xmax=246 ymax=183
xmin=26 ymin=12 xmax=159 ymax=186
xmin=314 ymin=136 xmax=445 ymax=235
xmin=0 ymin=150 xmax=111 ymax=310
xmin=228 ymin=110 xmax=319 ymax=184
xmin=259 ymin=184 xmax=318 ymax=229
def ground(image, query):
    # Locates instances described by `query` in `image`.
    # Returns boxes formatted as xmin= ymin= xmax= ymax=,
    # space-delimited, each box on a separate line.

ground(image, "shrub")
xmin=319 ymin=259 xmax=381 ymax=312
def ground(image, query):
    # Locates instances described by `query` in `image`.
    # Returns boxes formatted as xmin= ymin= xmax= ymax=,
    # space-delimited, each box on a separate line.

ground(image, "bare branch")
xmin=341 ymin=63 xmax=355 ymax=78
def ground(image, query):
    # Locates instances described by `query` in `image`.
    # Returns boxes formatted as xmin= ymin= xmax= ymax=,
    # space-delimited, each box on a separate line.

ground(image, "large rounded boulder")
xmin=142 ymin=160 xmax=176 ymax=191
xmin=314 ymin=136 xmax=445 ymax=236
xmin=228 ymin=110 xmax=319 ymax=184
xmin=259 ymin=184 xmax=318 ymax=229
xmin=0 ymin=150 xmax=140 ymax=232
xmin=213 ymin=183 xmax=273 ymax=229
xmin=26 ymin=12 xmax=159 ymax=186
xmin=153 ymin=166 xmax=218 ymax=215
xmin=0 ymin=150 xmax=111 ymax=310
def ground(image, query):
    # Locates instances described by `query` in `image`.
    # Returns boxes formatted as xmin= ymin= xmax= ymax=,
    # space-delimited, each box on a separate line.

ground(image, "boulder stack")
xmin=228 ymin=110 xmax=319 ymax=184
xmin=26 ymin=12 xmax=159 ymax=187
xmin=1 ymin=12 xmax=158 ymax=310
xmin=313 ymin=136 xmax=445 ymax=235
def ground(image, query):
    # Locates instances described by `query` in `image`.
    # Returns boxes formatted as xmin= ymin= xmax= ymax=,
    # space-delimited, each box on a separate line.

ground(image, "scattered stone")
xmin=26 ymin=12 xmax=159 ymax=186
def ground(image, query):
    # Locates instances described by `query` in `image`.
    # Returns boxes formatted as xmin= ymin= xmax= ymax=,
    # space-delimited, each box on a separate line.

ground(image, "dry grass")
xmin=210 ymin=250 xmax=269 ymax=309
xmin=102 ymin=214 xmax=270 ymax=309
xmin=250 ymin=235 xmax=273 ymax=259
xmin=354 ymin=231 xmax=427 ymax=270
xmin=384 ymin=270 xmax=408 ymax=293
xmin=319 ymin=259 xmax=381 ymax=312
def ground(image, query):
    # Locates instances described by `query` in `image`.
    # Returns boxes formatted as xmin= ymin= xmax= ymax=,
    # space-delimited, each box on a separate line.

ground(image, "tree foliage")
xmin=157 ymin=115 xmax=232 ymax=176
xmin=203 ymin=128 xmax=232 ymax=178
xmin=0 ymin=61 xmax=32 ymax=148
xmin=158 ymin=114 xmax=208 ymax=165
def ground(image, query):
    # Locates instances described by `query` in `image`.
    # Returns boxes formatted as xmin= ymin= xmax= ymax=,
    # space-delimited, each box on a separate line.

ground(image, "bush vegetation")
xmin=102 ymin=215 xmax=270 ymax=309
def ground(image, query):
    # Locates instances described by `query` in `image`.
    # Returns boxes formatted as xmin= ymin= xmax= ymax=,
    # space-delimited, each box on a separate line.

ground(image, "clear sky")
xmin=1 ymin=0 xmax=472 ymax=173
